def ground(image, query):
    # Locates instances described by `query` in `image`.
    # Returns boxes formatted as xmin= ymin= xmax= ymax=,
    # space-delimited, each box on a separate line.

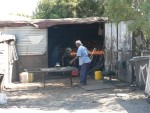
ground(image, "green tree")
xmin=104 ymin=0 xmax=136 ymax=22
xmin=76 ymin=0 xmax=104 ymax=18
xmin=104 ymin=0 xmax=150 ymax=49
xmin=32 ymin=0 xmax=104 ymax=19
xmin=52 ymin=0 xmax=80 ymax=18
xmin=32 ymin=0 xmax=56 ymax=19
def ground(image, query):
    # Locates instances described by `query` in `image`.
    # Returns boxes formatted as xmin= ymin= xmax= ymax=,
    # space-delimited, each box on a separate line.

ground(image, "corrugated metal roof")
xmin=0 ymin=17 xmax=108 ymax=29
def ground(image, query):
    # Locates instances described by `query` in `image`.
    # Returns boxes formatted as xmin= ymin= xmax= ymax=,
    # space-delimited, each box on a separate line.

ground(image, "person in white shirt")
xmin=70 ymin=40 xmax=91 ymax=85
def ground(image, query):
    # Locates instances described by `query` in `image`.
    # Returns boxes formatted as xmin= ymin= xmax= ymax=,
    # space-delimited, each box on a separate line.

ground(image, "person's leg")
xmin=80 ymin=63 xmax=89 ymax=85
xmin=80 ymin=64 xmax=85 ymax=84
xmin=78 ymin=65 xmax=81 ymax=76
xmin=84 ymin=63 xmax=90 ymax=84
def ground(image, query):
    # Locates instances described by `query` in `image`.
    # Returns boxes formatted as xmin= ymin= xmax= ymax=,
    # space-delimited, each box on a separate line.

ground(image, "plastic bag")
xmin=0 ymin=93 xmax=7 ymax=105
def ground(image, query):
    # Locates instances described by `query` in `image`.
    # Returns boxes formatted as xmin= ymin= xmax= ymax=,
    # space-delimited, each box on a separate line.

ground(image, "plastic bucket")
xmin=19 ymin=72 xmax=28 ymax=83
xmin=94 ymin=71 xmax=102 ymax=80
xmin=28 ymin=73 xmax=34 ymax=83
xmin=19 ymin=72 xmax=34 ymax=83
xmin=71 ymin=70 xmax=78 ymax=77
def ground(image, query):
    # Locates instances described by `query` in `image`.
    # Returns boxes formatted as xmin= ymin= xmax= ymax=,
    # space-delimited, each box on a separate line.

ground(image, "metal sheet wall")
xmin=118 ymin=22 xmax=132 ymax=82
xmin=0 ymin=26 xmax=47 ymax=55
xmin=105 ymin=23 xmax=117 ymax=71
xmin=0 ymin=42 xmax=9 ymax=84
xmin=118 ymin=22 xmax=132 ymax=60
xmin=105 ymin=22 xmax=133 ymax=82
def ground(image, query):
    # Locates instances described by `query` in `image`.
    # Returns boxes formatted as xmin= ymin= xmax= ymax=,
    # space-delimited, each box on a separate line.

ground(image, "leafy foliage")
xmin=104 ymin=0 xmax=136 ymax=22
xmin=32 ymin=0 xmax=104 ymax=19
xmin=76 ymin=0 xmax=104 ymax=18
xmin=33 ymin=0 xmax=56 ymax=19
xmin=104 ymin=0 xmax=150 ymax=49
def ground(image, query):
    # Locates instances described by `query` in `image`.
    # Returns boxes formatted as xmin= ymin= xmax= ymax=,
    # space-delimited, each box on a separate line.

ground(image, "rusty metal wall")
xmin=105 ymin=23 xmax=117 ymax=71
xmin=117 ymin=22 xmax=132 ymax=82
xmin=118 ymin=22 xmax=132 ymax=60
xmin=0 ymin=26 xmax=47 ymax=55
xmin=105 ymin=22 xmax=133 ymax=82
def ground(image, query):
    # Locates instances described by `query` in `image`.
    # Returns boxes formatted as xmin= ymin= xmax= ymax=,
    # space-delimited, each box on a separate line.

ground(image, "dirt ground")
xmin=0 ymin=77 xmax=150 ymax=113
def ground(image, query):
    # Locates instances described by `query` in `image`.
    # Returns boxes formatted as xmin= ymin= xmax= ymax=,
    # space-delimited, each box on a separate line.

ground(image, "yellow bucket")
xmin=94 ymin=71 xmax=102 ymax=80
xmin=28 ymin=73 xmax=34 ymax=83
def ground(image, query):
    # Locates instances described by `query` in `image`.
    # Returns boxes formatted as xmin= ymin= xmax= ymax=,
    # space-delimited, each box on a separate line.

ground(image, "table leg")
xmin=43 ymin=72 xmax=46 ymax=88
xmin=70 ymin=72 xmax=72 ymax=86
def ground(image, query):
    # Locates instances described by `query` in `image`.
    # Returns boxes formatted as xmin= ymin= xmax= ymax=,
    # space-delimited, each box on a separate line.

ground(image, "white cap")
xmin=65 ymin=47 xmax=72 ymax=53
xmin=75 ymin=40 xmax=83 ymax=45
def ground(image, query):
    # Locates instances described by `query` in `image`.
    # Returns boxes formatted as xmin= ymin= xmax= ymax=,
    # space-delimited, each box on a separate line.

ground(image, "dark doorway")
xmin=48 ymin=23 xmax=105 ymax=76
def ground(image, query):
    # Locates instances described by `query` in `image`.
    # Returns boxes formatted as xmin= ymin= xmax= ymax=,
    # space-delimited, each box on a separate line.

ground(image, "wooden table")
xmin=24 ymin=66 xmax=77 ymax=88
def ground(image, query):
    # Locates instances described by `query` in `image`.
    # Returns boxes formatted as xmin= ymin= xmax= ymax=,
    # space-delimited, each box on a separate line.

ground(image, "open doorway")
xmin=48 ymin=23 xmax=105 ymax=76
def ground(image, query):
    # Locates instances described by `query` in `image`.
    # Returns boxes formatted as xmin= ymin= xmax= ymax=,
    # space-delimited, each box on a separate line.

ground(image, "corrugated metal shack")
xmin=0 ymin=17 xmax=134 ymax=85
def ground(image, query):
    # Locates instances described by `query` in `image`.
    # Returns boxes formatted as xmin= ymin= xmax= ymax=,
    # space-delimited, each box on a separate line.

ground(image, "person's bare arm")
xmin=70 ymin=56 xmax=79 ymax=64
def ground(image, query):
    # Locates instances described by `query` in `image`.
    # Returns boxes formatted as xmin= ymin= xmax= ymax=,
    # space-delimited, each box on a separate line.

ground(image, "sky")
xmin=0 ymin=0 xmax=40 ymax=16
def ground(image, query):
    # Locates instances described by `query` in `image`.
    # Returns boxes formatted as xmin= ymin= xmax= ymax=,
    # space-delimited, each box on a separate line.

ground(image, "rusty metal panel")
xmin=118 ymin=22 xmax=133 ymax=82
xmin=118 ymin=22 xmax=132 ymax=60
xmin=0 ymin=26 xmax=47 ymax=55
xmin=105 ymin=23 xmax=117 ymax=71
xmin=105 ymin=23 xmax=117 ymax=50
xmin=105 ymin=23 xmax=111 ymax=50
xmin=105 ymin=22 xmax=133 ymax=82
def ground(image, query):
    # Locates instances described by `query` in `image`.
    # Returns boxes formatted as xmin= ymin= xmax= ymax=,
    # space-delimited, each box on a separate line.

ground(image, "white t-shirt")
xmin=77 ymin=45 xmax=91 ymax=65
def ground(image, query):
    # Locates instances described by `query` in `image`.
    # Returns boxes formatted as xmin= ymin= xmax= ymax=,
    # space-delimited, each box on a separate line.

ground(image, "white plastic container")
xmin=0 ymin=93 xmax=7 ymax=105
xmin=19 ymin=72 xmax=28 ymax=83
